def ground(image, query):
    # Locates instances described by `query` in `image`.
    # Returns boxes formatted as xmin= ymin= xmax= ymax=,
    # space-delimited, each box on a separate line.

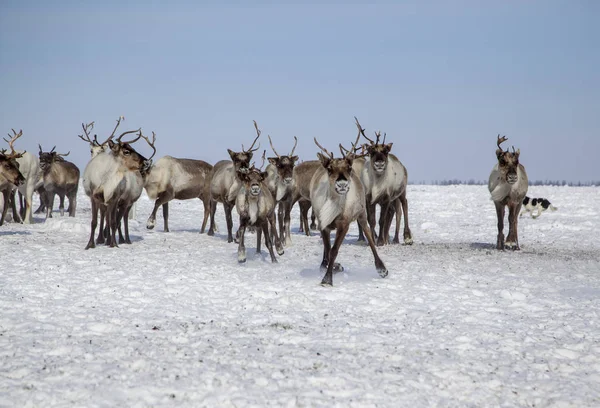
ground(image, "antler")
xmin=497 ymin=134 xmax=508 ymax=150
xmin=57 ymin=151 xmax=70 ymax=157
xmin=374 ymin=131 xmax=382 ymax=145
xmin=242 ymin=120 xmax=261 ymax=153
xmin=140 ymin=131 xmax=157 ymax=160
xmin=314 ymin=137 xmax=334 ymax=159
xmin=267 ymin=135 xmax=280 ymax=158
xmin=77 ymin=122 xmax=96 ymax=144
xmin=289 ymin=136 xmax=298 ymax=156
xmin=354 ymin=116 xmax=374 ymax=144
xmin=117 ymin=128 xmax=142 ymax=145
xmin=258 ymin=149 xmax=266 ymax=170
xmin=3 ymin=129 xmax=24 ymax=159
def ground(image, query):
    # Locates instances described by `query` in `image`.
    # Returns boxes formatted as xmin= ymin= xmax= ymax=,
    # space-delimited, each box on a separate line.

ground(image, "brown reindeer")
xmin=265 ymin=135 xmax=299 ymax=246
xmin=206 ymin=121 xmax=261 ymax=242
xmin=310 ymin=137 xmax=388 ymax=286
xmin=0 ymin=147 xmax=25 ymax=226
xmin=38 ymin=145 xmax=80 ymax=218
xmin=236 ymin=157 xmax=281 ymax=263
xmin=355 ymin=117 xmax=412 ymax=246
xmin=488 ymin=134 xmax=528 ymax=250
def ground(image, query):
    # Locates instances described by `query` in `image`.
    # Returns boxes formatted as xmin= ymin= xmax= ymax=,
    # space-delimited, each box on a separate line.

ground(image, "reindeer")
xmin=77 ymin=121 xmax=108 ymax=158
xmin=206 ymin=121 xmax=261 ymax=242
xmin=0 ymin=148 xmax=26 ymax=226
xmin=236 ymin=157 xmax=281 ymax=263
xmin=1 ymin=129 xmax=40 ymax=224
xmin=38 ymin=145 xmax=80 ymax=218
xmin=265 ymin=135 xmax=299 ymax=246
xmin=355 ymin=117 xmax=412 ymax=246
xmin=82 ymin=118 xmax=151 ymax=249
xmin=309 ymin=136 xmax=388 ymax=286
xmin=488 ymin=134 xmax=528 ymax=250
xmin=144 ymin=145 xmax=213 ymax=233
xmin=288 ymin=160 xmax=322 ymax=236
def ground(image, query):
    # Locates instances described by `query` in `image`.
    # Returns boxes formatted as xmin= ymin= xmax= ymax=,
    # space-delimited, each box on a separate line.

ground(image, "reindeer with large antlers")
xmin=356 ymin=117 xmax=413 ymax=246
xmin=265 ymin=135 xmax=299 ymax=246
xmin=0 ymin=132 xmax=26 ymax=226
xmin=310 ymin=135 xmax=388 ymax=286
xmin=205 ymin=120 xmax=262 ymax=242
xmin=0 ymin=129 xmax=40 ymax=224
xmin=82 ymin=117 xmax=153 ymax=249
xmin=488 ymin=134 xmax=528 ymax=250
xmin=38 ymin=144 xmax=80 ymax=219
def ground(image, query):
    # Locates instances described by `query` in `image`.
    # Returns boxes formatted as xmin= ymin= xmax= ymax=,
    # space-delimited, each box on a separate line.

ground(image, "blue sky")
xmin=1 ymin=1 xmax=598 ymax=182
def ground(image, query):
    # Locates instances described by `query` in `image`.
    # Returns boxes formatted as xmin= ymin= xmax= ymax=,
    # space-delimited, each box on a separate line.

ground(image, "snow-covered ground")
xmin=1 ymin=185 xmax=599 ymax=407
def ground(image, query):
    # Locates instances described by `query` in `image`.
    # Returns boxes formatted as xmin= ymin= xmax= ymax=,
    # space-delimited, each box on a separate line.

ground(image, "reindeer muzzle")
xmin=373 ymin=160 xmax=386 ymax=173
xmin=250 ymin=185 xmax=261 ymax=196
xmin=283 ymin=177 xmax=292 ymax=185
xmin=335 ymin=180 xmax=350 ymax=195
xmin=15 ymin=174 xmax=26 ymax=186
xmin=507 ymin=173 xmax=518 ymax=184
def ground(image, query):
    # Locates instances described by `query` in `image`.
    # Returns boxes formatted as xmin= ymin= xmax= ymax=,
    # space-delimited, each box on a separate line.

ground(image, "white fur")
xmin=13 ymin=151 xmax=40 ymax=224
xmin=361 ymin=154 xmax=406 ymax=205
xmin=488 ymin=164 xmax=528 ymax=202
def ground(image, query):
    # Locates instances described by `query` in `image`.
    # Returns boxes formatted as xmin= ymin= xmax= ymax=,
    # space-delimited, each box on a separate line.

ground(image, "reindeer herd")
xmin=0 ymin=117 xmax=528 ymax=285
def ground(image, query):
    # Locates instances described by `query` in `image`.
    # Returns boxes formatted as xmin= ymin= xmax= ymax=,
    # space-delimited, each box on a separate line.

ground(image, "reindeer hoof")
xmin=146 ymin=224 xmax=155 ymax=230
xmin=505 ymin=241 xmax=520 ymax=251
xmin=238 ymin=258 xmax=246 ymax=264
xmin=333 ymin=263 xmax=344 ymax=273
xmin=378 ymin=268 xmax=389 ymax=278
xmin=320 ymin=279 xmax=333 ymax=287
xmin=276 ymin=247 xmax=284 ymax=256
xmin=404 ymin=237 xmax=414 ymax=245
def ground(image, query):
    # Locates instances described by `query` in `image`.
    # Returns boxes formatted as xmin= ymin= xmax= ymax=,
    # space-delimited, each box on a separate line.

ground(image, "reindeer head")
xmin=77 ymin=121 xmax=107 ymax=157
xmin=104 ymin=117 xmax=156 ymax=173
xmin=315 ymin=138 xmax=355 ymax=196
xmin=228 ymin=120 xmax=262 ymax=174
xmin=354 ymin=117 xmax=392 ymax=174
xmin=38 ymin=145 xmax=70 ymax=172
xmin=0 ymin=150 xmax=25 ymax=186
xmin=268 ymin=135 xmax=298 ymax=185
xmin=495 ymin=134 xmax=521 ymax=185
xmin=240 ymin=167 xmax=268 ymax=197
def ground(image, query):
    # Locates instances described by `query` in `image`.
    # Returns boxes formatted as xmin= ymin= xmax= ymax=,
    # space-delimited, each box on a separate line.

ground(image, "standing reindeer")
xmin=310 ymin=137 xmax=388 ymax=286
xmin=38 ymin=145 xmax=80 ymax=218
xmin=144 ymin=149 xmax=213 ymax=233
xmin=355 ymin=117 xmax=412 ymax=246
xmin=488 ymin=134 xmax=528 ymax=250
xmin=82 ymin=118 xmax=152 ymax=249
xmin=206 ymin=121 xmax=261 ymax=242
xmin=265 ymin=135 xmax=299 ymax=246
xmin=236 ymin=159 xmax=281 ymax=263
xmin=77 ymin=121 xmax=108 ymax=158
xmin=0 ymin=147 xmax=25 ymax=226
xmin=2 ymin=129 xmax=40 ymax=224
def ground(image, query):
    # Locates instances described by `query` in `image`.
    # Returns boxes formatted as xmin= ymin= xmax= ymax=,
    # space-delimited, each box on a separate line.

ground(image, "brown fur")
xmin=38 ymin=148 xmax=80 ymax=218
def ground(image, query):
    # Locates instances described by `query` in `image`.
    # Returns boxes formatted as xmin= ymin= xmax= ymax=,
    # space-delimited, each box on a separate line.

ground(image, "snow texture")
xmin=1 ymin=184 xmax=599 ymax=407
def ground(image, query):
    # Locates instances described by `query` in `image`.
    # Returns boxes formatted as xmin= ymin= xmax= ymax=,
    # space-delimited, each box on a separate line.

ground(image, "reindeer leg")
xmin=367 ymin=200 xmax=377 ymax=241
xmin=299 ymin=200 xmax=311 ymax=236
xmin=392 ymin=198 xmax=401 ymax=244
xmin=0 ymin=190 xmax=9 ymax=226
xmin=357 ymin=220 xmax=366 ymax=242
xmin=224 ymin=202 xmax=235 ymax=243
xmin=400 ymin=194 xmax=413 ymax=245
xmin=358 ymin=212 xmax=388 ymax=278
xmin=269 ymin=211 xmax=284 ymax=255
xmin=10 ymin=191 xmax=22 ymax=223
xmin=85 ymin=200 xmax=98 ymax=250
xmin=207 ymin=199 xmax=217 ymax=236
xmin=146 ymin=199 xmax=162 ymax=230
xmin=107 ymin=202 xmax=119 ymax=248
xmin=256 ymin=223 xmax=262 ymax=253
xmin=123 ymin=205 xmax=132 ymax=244
xmin=59 ymin=194 xmax=65 ymax=217
xmin=46 ymin=191 xmax=55 ymax=219
xmin=277 ymin=202 xmax=285 ymax=243
xmin=163 ymin=202 xmax=170 ymax=232
xmin=263 ymin=219 xmax=278 ymax=263
xmin=320 ymin=222 xmax=349 ymax=286
xmin=319 ymin=228 xmax=332 ymax=284
xmin=68 ymin=191 xmax=77 ymax=217
xmin=117 ymin=206 xmax=126 ymax=244
xmin=505 ymin=202 xmax=521 ymax=250
xmin=199 ymin=196 xmax=210 ymax=234
xmin=494 ymin=201 xmax=506 ymax=250
xmin=96 ymin=210 xmax=106 ymax=245
xmin=238 ymin=217 xmax=248 ymax=263
xmin=310 ymin=208 xmax=317 ymax=231
xmin=377 ymin=202 xmax=392 ymax=246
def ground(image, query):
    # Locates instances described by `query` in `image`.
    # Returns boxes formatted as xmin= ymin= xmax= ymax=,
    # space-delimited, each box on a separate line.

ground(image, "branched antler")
xmin=117 ymin=128 xmax=142 ymax=145
xmin=77 ymin=122 xmax=96 ymax=144
xmin=3 ymin=129 xmax=24 ymax=158
xmin=140 ymin=131 xmax=157 ymax=160
xmin=242 ymin=120 xmax=261 ymax=153
xmin=290 ymin=136 xmax=298 ymax=156
xmin=497 ymin=134 xmax=508 ymax=150
xmin=314 ymin=138 xmax=334 ymax=159
xmin=354 ymin=116 xmax=374 ymax=144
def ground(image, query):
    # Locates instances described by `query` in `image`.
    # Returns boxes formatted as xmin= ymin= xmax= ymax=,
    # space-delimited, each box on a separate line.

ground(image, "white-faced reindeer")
xmin=82 ymin=117 xmax=152 ymax=249
xmin=236 ymin=157 xmax=282 ymax=263
xmin=144 ymin=150 xmax=213 ymax=233
xmin=355 ymin=117 xmax=413 ymax=246
xmin=0 ymin=147 xmax=26 ymax=226
xmin=488 ymin=135 xmax=528 ymax=250
xmin=206 ymin=121 xmax=261 ymax=242
xmin=38 ymin=145 xmax=80 ymax=218
xmin=265 ymin=135 xmax=299 ymax=246
xmin=1 ymin=129 xmax=40 ymax=224
xmin=310 ymin=138 xmax=388 ymax=286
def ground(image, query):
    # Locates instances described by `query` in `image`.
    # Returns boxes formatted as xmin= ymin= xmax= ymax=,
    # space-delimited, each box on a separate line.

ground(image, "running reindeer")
xmin=265 ymin=135 xmax=299 ymax=246
xmin=355 ymin=117 xmax=412 ymax=246
xmin=488 ymin=134 xmax=528 ymax=250
xmin=236 ymin=152 xmax=281 ymax=263
xmin=38 ymin=145 xmax=80 ymax=218
xmin=206 ymin=120 xmax=261 ymax=242
xmin=310 ymin=134 xmax=388 ymax=286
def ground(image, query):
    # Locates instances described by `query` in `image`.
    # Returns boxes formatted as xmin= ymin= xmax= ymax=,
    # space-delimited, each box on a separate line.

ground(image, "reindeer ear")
xmin=268 ymin=157 xmax=277 ymax=166
xmin=108 ymin=139 xmax=118 ymax=152
xmin=261 ymin=171 xmax=269 ymax=181
xmin=317 ymin=153 xmax=331 ymax=169
xmin=384 ymin=143 xmax=393 ymax=153
xmin=346 ymin=156 xmax=354 ymax=168
xmin=227 ymin=149 xmax=236 ymax=160
xmin=515 ymin=149 xmax=520 ymax=157
xmin=291 ymin=155 xmax=299 ymax=163
xmin=496 ymin=149 xmax=503 ymax=159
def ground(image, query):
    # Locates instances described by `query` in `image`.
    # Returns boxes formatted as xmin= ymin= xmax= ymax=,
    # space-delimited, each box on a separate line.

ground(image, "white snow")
xmin=1 ymin=184 xmax=599 ymax=406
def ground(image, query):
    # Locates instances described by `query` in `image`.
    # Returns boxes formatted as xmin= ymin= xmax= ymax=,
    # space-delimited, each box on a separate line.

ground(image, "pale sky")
xmin=1 ymin=1 xmax=598 ymax=182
